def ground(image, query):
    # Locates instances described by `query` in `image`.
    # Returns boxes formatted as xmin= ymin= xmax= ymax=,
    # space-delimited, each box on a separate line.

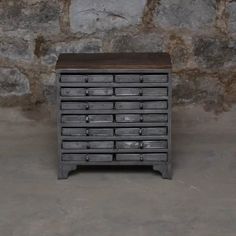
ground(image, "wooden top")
xmin=56 ymin=53 xmax=172 ymax=70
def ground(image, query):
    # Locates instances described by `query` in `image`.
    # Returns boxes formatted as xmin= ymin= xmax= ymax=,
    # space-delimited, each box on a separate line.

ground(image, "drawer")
xmin=88 ymin=102 xmax=113 ymax=109
xmin=115 ymin=114 xmax=168 ymax=123
xmin=142 ymin=127 xmax=167 ymax=135
xmin=61 ymin=88 xmax=85 ymax=96
xmin=116 ymin=153 xmax=167 ymax=161
xmin=61 ymin=102 xmax=87 ymax=110
xmin=89 ymin=128 xmax=113 ymax=136
xmin=115 ymin=127 xmax=167 ymax=136
xmin=115 ymin=74 xmax=140 ymax=83
xmin=62 ymin=128 xmax=113 ymax=136
xmin=143 ymin=114 xmax=168 ymax=122
xmin=143 ymin=101 xmax=168 ymax=109
xmin=115 ymin=128 xmax=139 ymax=136
xmin=62 ymin=141 xmax=87 ymax=149
xmin=62 ymin=128 xmax=86 ymax=136
xmin=116 ymin=141 xmax=140 ymax=149
xmin=142 ymin=74 xmax=168 ymax=83
xmin=142 ymin=140 xmax=167 ymax=149
xmin=142 ymin=88 xmax=168 ymax=96
xmin=62 ymin=141 xmax=114 ymax=149
xmin=115 ymin=102 xmax=140 ymax=109
xmin=60 ymin=74 xmax=113 ymax=83
xmin=61 ymin=88 xmax=113 ymax=96
xmin=87 ymin=74 xmax=113 ymax=82
xmin=115 ymin=88 xmax=140 ymax=96
xmin=62 ymin=154 xmax=113 ymax=161
xmin=88 ymin=88 xmax=113 ymax=96
xmin=60 ymin=74 xmax=85 ymax=83
xmin=61 ymin=114 xmax=113 ymax=123
xmin=61 ymin=102 xmax=113 ymax=110
xmin=115 ymin=101 xmax=168 ymax=110
xmin=116 ymin=114 xmax=140 ymax=122
xmin=61 ymin=115 xmax=86 ymax=123
xmin=89 ymin=141 xmax=114 ymax=149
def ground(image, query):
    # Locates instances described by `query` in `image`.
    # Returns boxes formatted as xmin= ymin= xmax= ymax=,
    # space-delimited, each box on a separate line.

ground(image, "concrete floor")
xmin=0 ymin=105 xmax=235 ymax=236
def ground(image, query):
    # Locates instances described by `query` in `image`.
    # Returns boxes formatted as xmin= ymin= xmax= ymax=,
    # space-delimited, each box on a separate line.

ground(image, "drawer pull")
xmin=140 ymin=155 xmax=143 ymax=161
xmin=140 ymin=115 xmax=143 ymax=122
xmin=139 ymin=128 xmax=142 ymax=135
xmin=86 ymin=155 xmax=90 ymax=161
xmin=140 ymin=142 xmax=143 ymax=149
xmin=86 ymin=116 xmax=89 ymax=123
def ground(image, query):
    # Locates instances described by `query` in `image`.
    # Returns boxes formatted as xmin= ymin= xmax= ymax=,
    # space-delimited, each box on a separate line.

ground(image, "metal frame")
xmin=57 ymin=69 xmax=172 ymax=179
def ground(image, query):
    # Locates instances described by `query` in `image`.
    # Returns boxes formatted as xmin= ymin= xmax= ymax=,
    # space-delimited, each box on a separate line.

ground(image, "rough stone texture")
xmin=193 ymin=36 xmax=236 ymax=70
xmin=69 ymin=0 xmax=146 ymax=33
xmin=154 ymin=0 xmax=217 ymax=31
xmin=0 ymin=0 xmax=235 ymax=112
xmin=0 ymin=0 xmax=60 ymax=36
xmin=0 ymin=68 xmax=30 ymax=96
xmin=228 ymin=1 xmax=236 ymax=38
xmin=41 ymin=39 xmax=102 ymax=65
xmin=110 ymin=33 xmax=166 ymax=52
xmin=0 ymin=37 xmax=33 ymax=62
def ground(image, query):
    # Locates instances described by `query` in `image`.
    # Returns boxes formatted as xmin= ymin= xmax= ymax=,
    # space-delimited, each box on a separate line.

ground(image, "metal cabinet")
xmin=56 ymin=53 xmax=172 ymax=179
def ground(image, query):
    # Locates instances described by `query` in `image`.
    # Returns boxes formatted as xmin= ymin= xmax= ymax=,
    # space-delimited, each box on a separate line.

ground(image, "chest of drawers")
xmin=56 ymin=53 xmax=172 ymax=179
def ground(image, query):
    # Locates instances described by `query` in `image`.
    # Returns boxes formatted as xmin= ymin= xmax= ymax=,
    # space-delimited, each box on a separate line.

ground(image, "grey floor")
xmin=0 ymin=105 xmax=235 ymax=236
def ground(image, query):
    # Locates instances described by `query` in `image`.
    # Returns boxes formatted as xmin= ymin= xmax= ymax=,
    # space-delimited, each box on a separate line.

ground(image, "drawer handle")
xmin=86 ymin=104 xmax=89 ymax=110
xmin=139 ymin=103 xmax=143 ymax=109
xmin=140 ymin=142 xmax=143 ymax=149
xmin=140 ymin=115 xmax=143 ymax=122
xmin=139 ymin=128 xmax=142 ymax=135
xmin=86 ymin=155 xmax=89 ymax=162
xmin=140 ymin=155 xmax=143 ymax=161
xmin=85 ymin=89 xmax=89 ymax=96
xmin=86 ymin=116 xmax=89 ymax=123
xmin=86 ymin=129 xmax=89 ymax=136
xmin=139 ymin=88 xmax=143 ymax=96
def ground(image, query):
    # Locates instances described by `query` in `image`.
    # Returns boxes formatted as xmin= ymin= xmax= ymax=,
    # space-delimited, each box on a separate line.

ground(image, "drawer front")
xmin=60 ymin=74 xmax=113 ymax=83
xmin=115 ymin=127 xmax=167 ymax=136
xmin=62 ymin=154 xmax=113 ymax=161
xmin=61 ymin=102 xmax=113 ymax=110
xmin=62 ymin=128 xmax=113 ymax=136
xmin=87 ymin=75 xmax=113 ymax=82
xmin=142 ymin=74 xmax=168 ymax=83
xmin=62 ymin=141 xmax=114 ymax=149
xmin=116 ymin=114 xmax=168 ymax=123
xmin=116 ymin=153 xmax=167 ymax=161
xmin=61 ymin=114 xmax=113 ymax=123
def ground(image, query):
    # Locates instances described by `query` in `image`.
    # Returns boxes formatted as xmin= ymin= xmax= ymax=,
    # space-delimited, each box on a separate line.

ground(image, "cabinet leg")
xmin=153 ymin=164 xmax=172 ymax=179
xmin=58 ymin=164 xmax=77 ymax=179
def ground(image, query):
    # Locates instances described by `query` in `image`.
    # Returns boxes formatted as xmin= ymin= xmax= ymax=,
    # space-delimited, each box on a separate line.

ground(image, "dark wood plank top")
xmin=56 ymin=53 xmax=171 ymax=70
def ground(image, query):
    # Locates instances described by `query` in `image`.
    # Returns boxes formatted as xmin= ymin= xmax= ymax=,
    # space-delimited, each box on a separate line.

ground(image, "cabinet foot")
xmin=58 ymin=164 xmax=77 ymax=179
xmin=153 ymin=164 xmax=172 ymax=179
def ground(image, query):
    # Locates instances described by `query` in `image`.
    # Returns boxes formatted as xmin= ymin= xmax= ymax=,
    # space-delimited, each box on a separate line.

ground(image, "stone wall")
xmin=0 ymin=0 xmax=235 ymax=113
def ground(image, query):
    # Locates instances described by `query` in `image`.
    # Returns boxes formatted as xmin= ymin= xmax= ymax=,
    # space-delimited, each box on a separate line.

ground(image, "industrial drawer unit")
xmin=56 ymin=53 xmax=172 ymax=179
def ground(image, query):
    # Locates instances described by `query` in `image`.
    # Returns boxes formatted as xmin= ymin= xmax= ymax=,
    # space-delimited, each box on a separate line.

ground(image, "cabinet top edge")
xmin=56 ymin=53 xmax=172 ymax=70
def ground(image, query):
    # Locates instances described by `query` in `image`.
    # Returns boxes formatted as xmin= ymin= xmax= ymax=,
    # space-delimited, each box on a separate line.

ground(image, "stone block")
xmin=111 ymin=33 xmax=166 ymax=52
xmin=228 ymin=2 xmax=236 ymax=38
xmin=0 ymin=68 xmax=30 ymax=96
xmin=70 ymin=0 xmax=146 ymax=33
xmin=154 ymin=0 xmax=216 ymax=31
xmin=41 ymin=39 xmax=102 ymax=65
xmin=0 ymin=37 xmax=33 ymax=61
xmin=193 ymin=36 xmax=236 ymax=70
xmin=0 ymin=0 xmax=60 ymax=36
